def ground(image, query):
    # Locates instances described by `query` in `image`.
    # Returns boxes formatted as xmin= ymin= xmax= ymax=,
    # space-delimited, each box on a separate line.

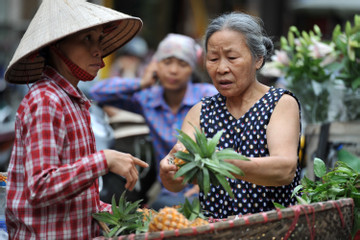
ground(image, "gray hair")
xmin=204 ymin=12 xmax=274 ymax=68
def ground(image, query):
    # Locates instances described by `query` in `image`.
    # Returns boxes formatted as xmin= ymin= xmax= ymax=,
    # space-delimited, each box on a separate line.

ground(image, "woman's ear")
xmin=256 ymin=56 xmax=264 ymax=70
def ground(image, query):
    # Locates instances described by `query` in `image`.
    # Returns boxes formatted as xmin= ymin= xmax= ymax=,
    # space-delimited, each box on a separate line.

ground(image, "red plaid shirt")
xmin=6 ymin=66 xmax=111 ymax=239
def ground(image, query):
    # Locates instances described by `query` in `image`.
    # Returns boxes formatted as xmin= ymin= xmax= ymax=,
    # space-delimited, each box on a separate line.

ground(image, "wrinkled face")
xmin=157 ymin=57 xmax=193 ymax=91
xmin=205 ymin=29 xmax=263 ymax=97
xmin=57 ymin=26 xmax=104 ymax=77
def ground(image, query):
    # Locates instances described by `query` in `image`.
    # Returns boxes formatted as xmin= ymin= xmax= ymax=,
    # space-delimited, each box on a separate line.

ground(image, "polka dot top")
xmin=199 ymin=87 xmax=302 ymax=219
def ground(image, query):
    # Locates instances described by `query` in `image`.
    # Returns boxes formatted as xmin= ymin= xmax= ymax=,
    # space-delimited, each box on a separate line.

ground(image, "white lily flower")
xmin=271 ymin=50 xmax=290 ymax=66
xmin=308 ymin=39 xmax=335 ymax=59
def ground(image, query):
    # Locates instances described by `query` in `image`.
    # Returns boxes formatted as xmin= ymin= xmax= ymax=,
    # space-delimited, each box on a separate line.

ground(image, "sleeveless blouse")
xmin=199 ymin=87 xmax=302 ymax=219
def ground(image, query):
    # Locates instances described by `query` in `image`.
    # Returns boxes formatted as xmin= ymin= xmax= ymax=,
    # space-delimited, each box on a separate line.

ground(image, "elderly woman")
xmin=159 ymin=12 xmax=302 ymax=219
xmin=90 ymin=33 xmax=218 ymax=210
xmin=4 ymin=1 xmax=148 ymax=239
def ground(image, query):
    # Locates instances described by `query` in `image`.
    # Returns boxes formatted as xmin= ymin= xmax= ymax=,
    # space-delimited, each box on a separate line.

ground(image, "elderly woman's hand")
xmin=103 ymin=149 xmax=148 ymax=190
xmin=159 ymin=144 xmax=187 ymax=192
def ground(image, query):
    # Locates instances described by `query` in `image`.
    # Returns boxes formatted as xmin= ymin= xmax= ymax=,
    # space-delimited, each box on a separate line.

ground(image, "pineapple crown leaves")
xmin=174 ymin=125 xmax=249 ymax=165
xmin=173 ymin=124 xmax=249 ymax=198
xmin=92 ymin=192 xmax=146 ymax=237
xmin=111 ymin=192 xmax=143 ymax=221
xmin=177 ymin=198 xmax=207 ymax=221
xmin=174 ymin=122 xmax=224 ymax=158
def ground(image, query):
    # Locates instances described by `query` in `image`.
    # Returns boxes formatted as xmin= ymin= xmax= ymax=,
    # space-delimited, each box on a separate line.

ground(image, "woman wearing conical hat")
xmin=4 ymin=0 xmax=148 ymax=239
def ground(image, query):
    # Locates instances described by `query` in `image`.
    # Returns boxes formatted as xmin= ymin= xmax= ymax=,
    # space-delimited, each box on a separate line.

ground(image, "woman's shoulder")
xmin=138 ymin=84 xmax=163 ymax=99
xmin=30 ymin=79 xmax=62 ymax=98
xmin=270 ymin=86 xmax=296 ymax=97
xmin=135 ymin=84 xmax=165 ymax=108
xmin=18 ymin=80 xmax=63 ymax=115
xmin=270 ymin=87 xmax=301 ymax=116
xmin=271 ymin=87 xmax=300 ymax=107
xmin=201 ymin=92 xmax=222 ymax=103
xmin=25 ymin=80 xmax=68 ymax=110
xmin=265 ymin=87 xmax=297 ymax=104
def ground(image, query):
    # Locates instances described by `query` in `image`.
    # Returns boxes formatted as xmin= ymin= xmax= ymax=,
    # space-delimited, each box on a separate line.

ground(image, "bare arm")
xmin=227 ymin=94 xmax=300 ymax=186
xmin=160 ymin=95 xmax=300 ymax=189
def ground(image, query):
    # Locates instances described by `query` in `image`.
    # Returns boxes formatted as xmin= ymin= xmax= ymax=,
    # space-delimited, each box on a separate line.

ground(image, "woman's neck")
xmin=48 ymin=63 xmax=80 ymax=88
xmin=163 ymin=87 xmax=187 ymax=114
xmin=226 ymin=82 xmax=269 ymax=119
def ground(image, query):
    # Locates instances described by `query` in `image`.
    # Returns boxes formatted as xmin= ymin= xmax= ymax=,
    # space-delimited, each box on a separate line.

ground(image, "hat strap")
xmin=50 ymin=45 xmax=104 ymax=81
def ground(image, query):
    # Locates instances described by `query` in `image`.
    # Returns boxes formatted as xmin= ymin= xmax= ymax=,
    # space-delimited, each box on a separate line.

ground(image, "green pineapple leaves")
xmin=173 ymin=125 xmax=249 ymax=198
xmin=92 ymin=191 xmax=147 ymax=237
xmin=175 ymin=127 xmax=202 ymax=155
xmin=215 ymin=148 xmax=249 ymax=161
xmin=178 ymin=198 xmax=206 ymax=221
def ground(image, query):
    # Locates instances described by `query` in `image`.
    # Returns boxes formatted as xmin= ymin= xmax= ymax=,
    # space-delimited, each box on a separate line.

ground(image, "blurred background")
xmin=1 ymin=0 xmax=359 ymax=79
xmin=0 ymin=0 xmax=359 ymax=204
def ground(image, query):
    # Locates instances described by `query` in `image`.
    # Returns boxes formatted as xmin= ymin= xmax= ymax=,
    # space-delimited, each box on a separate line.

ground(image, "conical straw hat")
xmin=5 ymin=0 xmax=142 ymax=84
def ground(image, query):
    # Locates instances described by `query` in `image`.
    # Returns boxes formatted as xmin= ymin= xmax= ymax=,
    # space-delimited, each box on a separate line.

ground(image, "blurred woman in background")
xmin=90 ymin=33 xmax=218 ymax=210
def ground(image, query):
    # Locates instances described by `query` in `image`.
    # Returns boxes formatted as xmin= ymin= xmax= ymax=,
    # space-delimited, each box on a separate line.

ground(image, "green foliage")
xmin=313 ymin=157 xmax=327 ymax=178
xmin=92 ymin=192 xmax=148 ymax=237
xmin=177 ymin=198 xmax=207 ymax=221
xmin=291 ymin=158 xmax=360 ymax=237
xmin=332 ymin=15 xmax=360 ymax=90
xmin=174 ymin=125 xmax=249 ymax=198
xmin=337 ymin=147 xmax=360 ymax=173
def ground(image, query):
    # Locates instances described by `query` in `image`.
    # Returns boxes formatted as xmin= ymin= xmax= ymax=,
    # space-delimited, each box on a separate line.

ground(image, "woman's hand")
xmin=159 ymin=144 xmax=187 ymax=192
xmin=103 ymin=149 xmax=148 ymax=190
xmin=140 ymin=60 xmax=158 ymax=89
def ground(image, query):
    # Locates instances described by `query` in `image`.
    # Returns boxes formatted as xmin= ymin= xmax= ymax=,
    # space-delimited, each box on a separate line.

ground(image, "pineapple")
xmin=92 ymin=192 xmax=147 ymax=237
xmin=148 ymin=198 xmax=210 ymax=232
xmin=173 ymin=149 xmax=188 ymax=166
xmin=148 ymin=207 xmax=190 ymax=232
xmin=137 ymin=207 xmax=157 ymax=222
xmin=178 ymin=198 xmax=209 ymax=227
xmin=190 ymin=218 xmax=209 ymax=227
xmin=173 ymin=124 xmax=249 ymax=198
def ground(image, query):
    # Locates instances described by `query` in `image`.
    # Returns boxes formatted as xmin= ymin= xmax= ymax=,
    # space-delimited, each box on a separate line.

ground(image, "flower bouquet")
xmin=261 ymin=14 xmax=360 ymax=124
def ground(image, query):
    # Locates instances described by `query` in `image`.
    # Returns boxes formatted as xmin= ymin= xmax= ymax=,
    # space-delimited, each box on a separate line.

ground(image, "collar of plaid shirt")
xmin=51 ymin=45 xmax=105 ymax=81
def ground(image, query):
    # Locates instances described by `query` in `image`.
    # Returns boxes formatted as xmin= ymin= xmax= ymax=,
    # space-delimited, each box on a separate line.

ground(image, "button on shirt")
xmin=90 ymin=78 xmax=218 ymax=177
xmin=6 ymin=66 xmax=111 ymax=239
